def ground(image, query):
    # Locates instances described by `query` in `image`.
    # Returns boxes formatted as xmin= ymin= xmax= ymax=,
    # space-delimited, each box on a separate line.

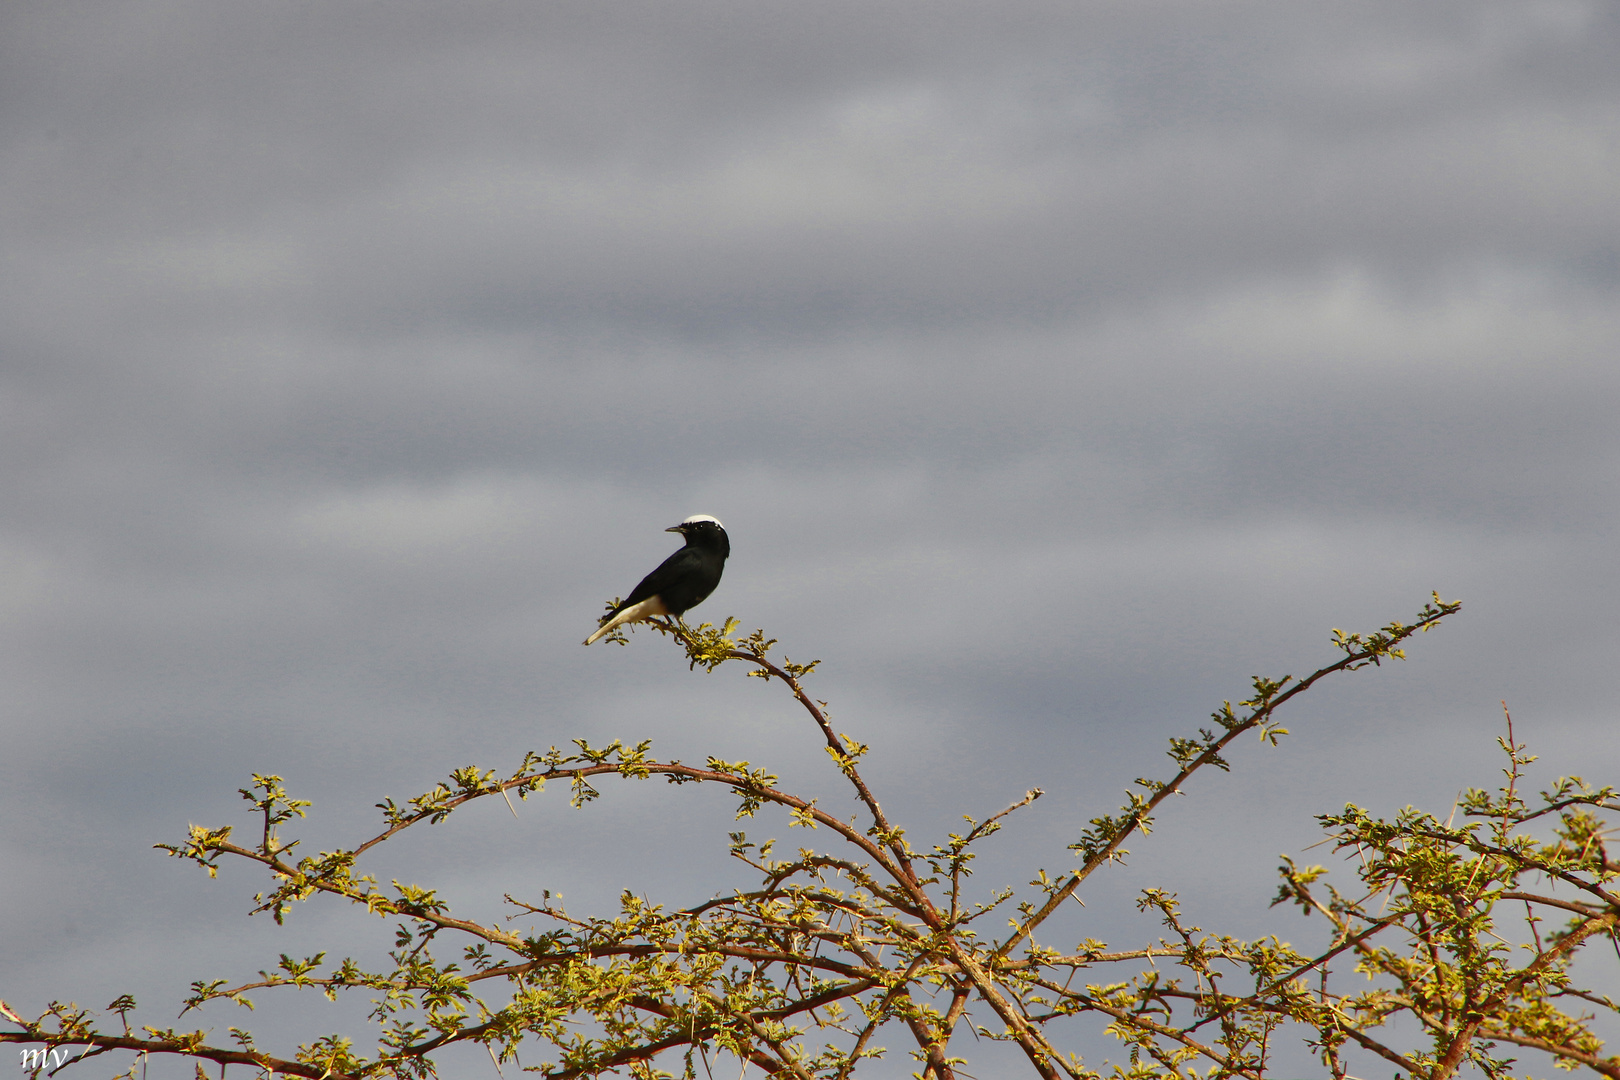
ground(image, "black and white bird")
xmin=583 ymin=515 xmax=730 ymax=645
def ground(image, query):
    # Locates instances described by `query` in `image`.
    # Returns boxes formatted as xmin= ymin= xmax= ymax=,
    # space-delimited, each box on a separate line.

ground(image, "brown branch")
xmin=0 ymin=1031 xmax=354 ymax=1080
xmin=203 ymin=937 xmax=884 ymax=1007
xmin=945 ymin=943 xmax=1068 ymax=1080
xmin=202 ymin=837 xmax=528 ymax=949
xmin=1476 ymin=1026 xmax=1620 ymax=1079
xmin=1185 ymin=913 xmax=1403 ymax=1034
xmin=1055 ymin=992 xmax=1264 ymax=1080
xmin=681 ymin=863 xmax=926 ymax=921
xmin=1498 ymin=891 xmax=1607 ymax=918
xmin=1126 ymin=981 xmax=1427 ymax=1079
xmin=1430 ymin=912 xmax=1618 ymax=1080
xmin=952 ymin=789 xmax=1043 ymax=922
xmin=1549 ymin=986 xmax=1620 ymax=1011
xmin=539 ymin=1020 xmax=787 ymax=1080
xmin=411 ymin=977 xmax=887 ymax=1075
xmin=1033 ymin=946 xmax=1231 ymax=968
xmin=841 ymin=941 xmax=960 ymax=1080
xmin=539 ymin=1030 xmax=739 ymax=1080
xmin=135 ymin=601 xmax=1474 ymax=1080
xmin=399 ymin=975 xmax=882 ymax=1076
xmin=995 ymin=601 xmax=1457 ymax=963
xmin=1333 ymin=1023 xmax=1424 ymax=1076
xmin=686 ymin=985 xmax=815 ymax=1080
xmin=1394 ymin=826 xmax=1620 ymax=910
xmin=675 ymin=622 xmax=926 ymax=890
xmin=199 ymin=759 xmax=932 ymax=950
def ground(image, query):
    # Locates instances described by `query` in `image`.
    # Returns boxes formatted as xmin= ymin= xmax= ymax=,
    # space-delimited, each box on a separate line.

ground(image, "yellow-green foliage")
xmin=8 ymin=595 xmax=1616 ymax=1080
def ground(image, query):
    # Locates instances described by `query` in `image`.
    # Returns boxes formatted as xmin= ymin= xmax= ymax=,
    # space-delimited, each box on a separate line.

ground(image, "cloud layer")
xmin=3 ymin=2 xmax=1618 ymax=1075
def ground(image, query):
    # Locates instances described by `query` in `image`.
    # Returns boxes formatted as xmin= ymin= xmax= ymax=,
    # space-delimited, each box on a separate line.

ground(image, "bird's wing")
xmin=616 ymin=546 xmax=701 ymax=611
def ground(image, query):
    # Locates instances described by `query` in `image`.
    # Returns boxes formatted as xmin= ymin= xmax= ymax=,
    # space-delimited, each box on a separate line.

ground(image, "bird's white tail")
xmin=582 ymin=596 xmax=670 ymax=645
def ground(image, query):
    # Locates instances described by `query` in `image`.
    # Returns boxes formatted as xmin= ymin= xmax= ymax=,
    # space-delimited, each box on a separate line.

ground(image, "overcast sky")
xmin=3 ymin=2 xmax=1619 ymax=1077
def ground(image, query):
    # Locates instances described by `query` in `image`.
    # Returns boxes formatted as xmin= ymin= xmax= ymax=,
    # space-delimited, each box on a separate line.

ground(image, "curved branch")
xmin=663 ymin=618 xmax=925 ymax=889
xmin=0 ymin=1031 xmax=355 ymax=1080
xmin=1475 ymin=1027 xmax=1620 ymax=1079
xmin=996 ymin=598 xmax=1459 ymax=963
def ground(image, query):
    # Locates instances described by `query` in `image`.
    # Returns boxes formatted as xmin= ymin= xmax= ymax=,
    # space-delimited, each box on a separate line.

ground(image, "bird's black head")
xmin=667 ymin=514 xmax=729 ymax=557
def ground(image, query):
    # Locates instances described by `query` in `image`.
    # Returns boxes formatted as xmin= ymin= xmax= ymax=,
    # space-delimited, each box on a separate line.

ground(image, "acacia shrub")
xmin=5 ymin=594 xmax=1618 ymax=1080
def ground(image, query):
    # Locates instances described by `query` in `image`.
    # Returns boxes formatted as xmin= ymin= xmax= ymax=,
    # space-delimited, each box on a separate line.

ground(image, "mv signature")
xmin=18 ymin=1047 xmax=83 ymax=1070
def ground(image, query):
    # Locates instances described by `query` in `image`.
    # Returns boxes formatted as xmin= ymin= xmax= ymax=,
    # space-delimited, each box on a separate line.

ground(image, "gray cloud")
xmin=3 ymin=1 xmax=1618 ymax=1076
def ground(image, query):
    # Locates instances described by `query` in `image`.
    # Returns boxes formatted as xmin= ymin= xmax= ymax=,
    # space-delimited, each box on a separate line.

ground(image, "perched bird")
xmin=583 ymin=515 xmax=730 ymax=645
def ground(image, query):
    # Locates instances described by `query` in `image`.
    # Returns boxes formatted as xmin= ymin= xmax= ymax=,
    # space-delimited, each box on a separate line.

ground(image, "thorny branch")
xmin=14 ymin=594 xmax=1615 ymax=1080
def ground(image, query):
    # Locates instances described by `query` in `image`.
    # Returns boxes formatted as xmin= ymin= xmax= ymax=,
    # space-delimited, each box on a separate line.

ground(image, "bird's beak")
xmin=666 ymin=524 xmax=684 ymax=534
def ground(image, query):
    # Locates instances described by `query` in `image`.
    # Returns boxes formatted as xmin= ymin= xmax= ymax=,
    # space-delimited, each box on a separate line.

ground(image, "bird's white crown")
xmin=681 ymin=514 xmax=724 ymax=528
